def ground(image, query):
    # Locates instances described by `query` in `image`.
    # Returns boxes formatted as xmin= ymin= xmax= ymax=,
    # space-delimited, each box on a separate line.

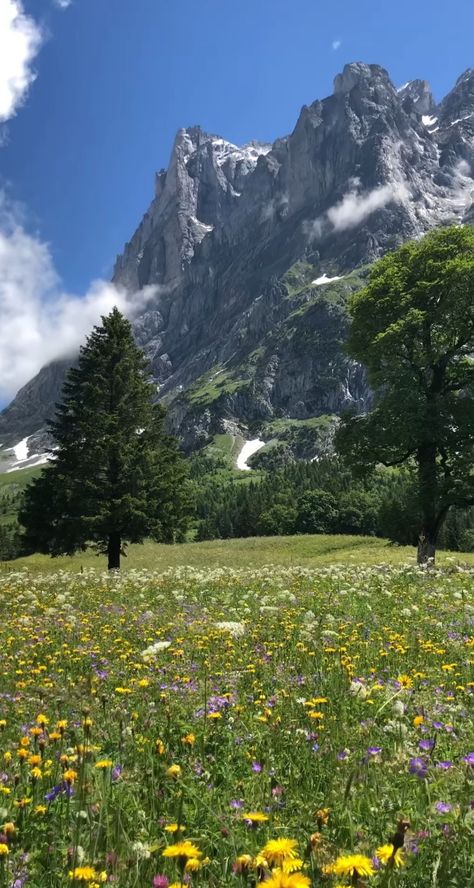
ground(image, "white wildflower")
xmin=214 ymin=621 xmax=246 ymax=638
xmin=141 ymin=640 xmax=172 ymax=662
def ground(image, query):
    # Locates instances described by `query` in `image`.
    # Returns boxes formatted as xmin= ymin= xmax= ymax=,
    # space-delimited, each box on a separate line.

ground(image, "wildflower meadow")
xmin=0 ymin=562 xmax=472 ymax=887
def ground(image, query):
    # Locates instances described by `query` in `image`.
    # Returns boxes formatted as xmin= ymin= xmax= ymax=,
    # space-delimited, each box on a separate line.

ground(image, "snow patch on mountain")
xmin=236 ymin=439 xmax=266 ymax=470
xmin=11 ymin=436 xmax=30 ymax=462
xmin=312 ymin=273 xmax=343 ymax=286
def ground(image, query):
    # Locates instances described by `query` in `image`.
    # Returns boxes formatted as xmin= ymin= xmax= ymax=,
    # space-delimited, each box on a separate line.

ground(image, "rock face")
xmin=1 ymin=63 xmax=474 ymax=453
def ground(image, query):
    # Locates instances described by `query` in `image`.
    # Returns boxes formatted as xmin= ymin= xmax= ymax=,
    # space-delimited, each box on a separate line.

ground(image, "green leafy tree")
xmin=295 ymin=489 xmax=339 ymax=534
xmin=336 ymin=226 xmax=474 ymax=563
xmin=20 ymin=308 xmax=192 ymax=569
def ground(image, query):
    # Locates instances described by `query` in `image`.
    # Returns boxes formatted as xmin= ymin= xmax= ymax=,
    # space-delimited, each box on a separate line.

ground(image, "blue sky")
xmin=3 ymin=0 xmax=474 ymax=291
xmin=0 ymin=0 xmax=473 ymax=402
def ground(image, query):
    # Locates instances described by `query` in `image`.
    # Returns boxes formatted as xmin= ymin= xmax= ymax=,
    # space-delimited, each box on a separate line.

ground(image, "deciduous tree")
xmin=336 ymin=226 xmax=474 ymax=563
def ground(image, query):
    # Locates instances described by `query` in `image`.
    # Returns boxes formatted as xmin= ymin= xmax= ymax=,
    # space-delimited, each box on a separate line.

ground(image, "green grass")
xmin=0 ymin=465 xmax=39 ymax=490
xmin=0 ymin=466 xmax=39 ymax=524
xmin=205 ymin=433 xmax=245 ymax=466
xmin=186 ymin=367 xmax=249 ymax=407
xmin=261 ymin=416 xmax=334 ymax=433
xmin=3 ymin=532 xmax=473 ymax=574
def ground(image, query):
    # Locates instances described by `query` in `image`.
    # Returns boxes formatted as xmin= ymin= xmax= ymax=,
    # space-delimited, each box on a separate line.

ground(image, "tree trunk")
xmin=108 ymin=531 xmax=121 ymax=570
xmin=417 ymin=443 xmax=438 ymax=566
xmin=417 ymin=529 xmax=436 ymax=565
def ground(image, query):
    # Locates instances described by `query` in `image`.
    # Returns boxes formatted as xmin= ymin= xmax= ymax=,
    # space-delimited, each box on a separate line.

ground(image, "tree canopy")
xmin=20 ymin=308 xmax=191 ymax=568
xmin=336 ymin=225 xmax=474 ymax=562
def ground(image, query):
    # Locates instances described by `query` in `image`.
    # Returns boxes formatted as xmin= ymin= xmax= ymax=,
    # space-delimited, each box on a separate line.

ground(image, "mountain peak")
xmin=333 ymin=62 xmax=392 ymax=95
xmin=397 ymin=79 xmax=435 ymax=115
xmin=438 ymin=68 xmax=474 ymax=125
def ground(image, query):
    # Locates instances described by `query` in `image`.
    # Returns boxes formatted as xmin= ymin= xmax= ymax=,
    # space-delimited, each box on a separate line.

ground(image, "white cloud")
xmin=0 ymin=197 xmax=158 ymax=400
xmin=0 ymin=0 xmax=43 ymax=123
xmin=327 ymin=181 xmax=409 ymax=232
xmin=53 ymin=0 xmax=72 ymax=8
xmin=332 ymin=39 xmax=342 ymax=51
xmin=303 ymin=180 xmax=409 ymax=242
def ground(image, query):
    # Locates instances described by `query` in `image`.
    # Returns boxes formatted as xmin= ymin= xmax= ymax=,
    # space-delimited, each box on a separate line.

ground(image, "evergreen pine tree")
xmin=19 ymin=308 xmax=192 ymax=569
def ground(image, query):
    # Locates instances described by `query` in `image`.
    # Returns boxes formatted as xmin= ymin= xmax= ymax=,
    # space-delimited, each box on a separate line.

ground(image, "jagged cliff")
xmin=1 ymin=62 xmax=474 ymax=460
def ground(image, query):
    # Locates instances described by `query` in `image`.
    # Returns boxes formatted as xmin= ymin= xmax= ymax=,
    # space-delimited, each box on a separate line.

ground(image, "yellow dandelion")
xmin=233 ymin=854 xmax=253 ymax=873
xmin=68 ymin=866 xmax=101 ymax=882
xmin=397 ymin=675 xmax=413 ymax=689
xmin=64 ymin=769 xmax=77 ymax=784
xmin=162 ymin=841 xmax=202 ymax=860
xmin=282 ymin=858 xmax=304 ymax=874
xmin=95 ymin=760 xmax=113 ymax=769
xmin=185 ymin=857 xmax=202 ymax=872
xmin=331 ymin=854 xmax=375 ymax=878
xmin=253 ymin=853 xmax=268 ymax=869
xmin=242 ymin=811 xmax=269 ymax=824
xmin=375 ymin=844 xmax=405 ymax=868
xmin=36 ymin=713 xmax=49 ymax=726
xmin=261 ymin=838 xmax=298 ymax=867
xmin=2 ymin=822 xmax=15 ymax=836
xmin=35 ymin=805 xmax=47 ymax=815
xmin=413 ymin=715 xmax=424 ymax=727
xmin=164 ymin=823 xmax=185 ymax=833
xmin=316 ymin=807 xmax=330 ymax=826
xmin=0 ymin=844 xmax=9 ymax=857
xmin=264 ymin=871 xmax=310 ymax=888
xmin=14 ymin=797 xmax=32 ymax=809
xmin=165 ymin=764 xmax=181 ymax=779
xmin=181 ymin=733 xmax=195 ymax=746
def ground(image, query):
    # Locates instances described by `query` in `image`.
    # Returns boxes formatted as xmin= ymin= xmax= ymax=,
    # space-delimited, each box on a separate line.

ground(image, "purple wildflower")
xmin=463 ymin=752 xmax=474 ymax=766
xmin=251 ymin=761 xmax=262 ymax=773
xmin=409 ymin=756 xmax=428 ymax=777
xmin=153 ymin=877 xmax=169 ymax=888
xmin=44 ymin=781 xmax=74 ymax=802
xmin=367 ymin=746 xmax=382 ymax=756
xmin=435 ymin=802 xmax=452 ymax=814
xmin=436 ymin=760 xmax=453 ymax=770
xmin=419 ymin=739 xmax=435 ymax=752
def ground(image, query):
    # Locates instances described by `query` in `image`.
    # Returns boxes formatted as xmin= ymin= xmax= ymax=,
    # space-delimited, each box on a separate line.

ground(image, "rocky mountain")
xmin=1 ymin=62 xmax=474 ymax=467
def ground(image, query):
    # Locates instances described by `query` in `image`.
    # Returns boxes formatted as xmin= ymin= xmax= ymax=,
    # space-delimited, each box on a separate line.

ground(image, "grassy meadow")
xmin=3 ymin=532 xmax=474 ymax=574
xmin=0 ymin=537 xmax=472 ymax=887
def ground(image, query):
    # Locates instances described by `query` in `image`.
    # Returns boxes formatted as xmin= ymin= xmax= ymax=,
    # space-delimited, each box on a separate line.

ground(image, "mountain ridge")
xmin=1 ymin=62 xmax=474 ymax=467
